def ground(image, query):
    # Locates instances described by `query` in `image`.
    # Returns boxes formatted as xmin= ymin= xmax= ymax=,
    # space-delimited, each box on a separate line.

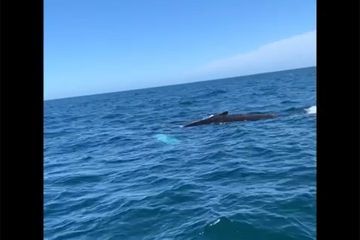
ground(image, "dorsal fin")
xmin=218 ymin=111 xmax=228 ymax=116
xmin=207 ymin=111 xmax=228 ymax=119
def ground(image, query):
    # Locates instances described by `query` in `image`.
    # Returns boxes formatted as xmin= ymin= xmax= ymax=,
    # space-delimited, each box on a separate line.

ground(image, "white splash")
xmin=210 ymin=218 xmax=221 ymax=226
xmin=305 ymin=105 xmax=316 ymax=114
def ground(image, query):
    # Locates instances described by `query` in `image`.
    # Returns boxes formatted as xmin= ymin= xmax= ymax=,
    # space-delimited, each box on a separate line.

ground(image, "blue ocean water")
xmin=45 ymin=67 xmax=316 ymax=240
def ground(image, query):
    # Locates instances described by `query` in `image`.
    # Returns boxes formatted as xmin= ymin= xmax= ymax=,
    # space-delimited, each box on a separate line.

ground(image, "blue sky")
xmin=45 ymin=0 xmax=316 ymax=100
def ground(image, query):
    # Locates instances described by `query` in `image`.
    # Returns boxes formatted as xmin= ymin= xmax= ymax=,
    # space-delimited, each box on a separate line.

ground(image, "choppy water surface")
xmin=45 ymin=67 xmax=316 ymax=240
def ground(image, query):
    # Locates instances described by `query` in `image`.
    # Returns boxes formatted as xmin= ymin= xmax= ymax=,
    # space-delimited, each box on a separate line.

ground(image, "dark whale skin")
xmin=184 ymin=113 xmax=276 ymax=127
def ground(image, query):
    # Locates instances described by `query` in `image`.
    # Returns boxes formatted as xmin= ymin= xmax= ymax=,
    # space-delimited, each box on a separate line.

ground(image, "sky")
xmin=45 ymin=0 xmax=316 ymax=100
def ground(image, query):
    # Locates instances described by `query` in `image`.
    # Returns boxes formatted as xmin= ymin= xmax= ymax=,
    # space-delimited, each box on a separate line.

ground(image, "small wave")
xmin=106 ymin=135 xmax=123 ymax=143
xmin=281 ymin=100 xmax=299 ymax=104
xmin=55 ymin=173 xmax=104 ymax=186
xmin=101 ymin=113 xmax=124 ymax=119
xmin=179 ymin=100 xmax=194 ymax=106
xmin=198 ymin=89 xmax=227 ymax=98
xmin=203 ymin=217 xmax=297 ymax=240
xmin=305 ymin=106 xmax=316 ymax=115
xmin=210 ymin=89 xmax=227 ymax=95
xmin=45 ymin=129 xmax=73 ymax=138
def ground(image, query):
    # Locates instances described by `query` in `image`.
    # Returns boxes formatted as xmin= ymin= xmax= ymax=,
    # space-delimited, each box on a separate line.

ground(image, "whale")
xmin=184 ymin=111 xmax=276 ymax=127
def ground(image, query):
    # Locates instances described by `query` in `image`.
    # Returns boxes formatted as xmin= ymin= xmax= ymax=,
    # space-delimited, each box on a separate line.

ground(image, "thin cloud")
xmin=190 ymin=30 xmax=316 ymax=80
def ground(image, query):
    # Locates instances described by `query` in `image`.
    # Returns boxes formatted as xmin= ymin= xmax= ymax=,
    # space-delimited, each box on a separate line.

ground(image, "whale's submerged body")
xmin=184 ymin=111 xmax=276 ymax=127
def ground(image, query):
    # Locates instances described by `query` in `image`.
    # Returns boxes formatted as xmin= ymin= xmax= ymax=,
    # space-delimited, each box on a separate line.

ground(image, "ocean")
xmin=45 ymin=66 xmax=316 ymax=240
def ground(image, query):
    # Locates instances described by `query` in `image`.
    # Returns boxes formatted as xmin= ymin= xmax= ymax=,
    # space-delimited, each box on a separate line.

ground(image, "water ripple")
xmin=45 ymin=67 xmax=316 ymax=239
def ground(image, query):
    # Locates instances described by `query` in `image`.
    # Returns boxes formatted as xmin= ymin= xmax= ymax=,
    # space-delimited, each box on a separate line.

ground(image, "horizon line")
xmin=45 ymin=65 xmax=316 ymax=102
